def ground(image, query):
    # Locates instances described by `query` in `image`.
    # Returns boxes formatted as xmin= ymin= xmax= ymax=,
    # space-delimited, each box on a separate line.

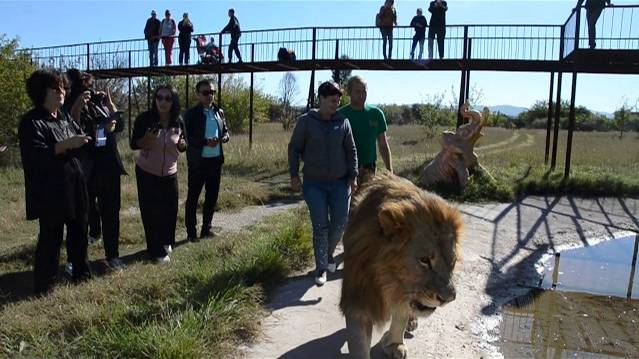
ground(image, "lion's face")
xmin=376 ymin=185 xmax=462 ymax=318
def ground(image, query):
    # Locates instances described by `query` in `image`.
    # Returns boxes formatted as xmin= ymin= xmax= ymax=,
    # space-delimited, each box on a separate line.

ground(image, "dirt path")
xmin=242 ymin=196 xmax=639 ymax=359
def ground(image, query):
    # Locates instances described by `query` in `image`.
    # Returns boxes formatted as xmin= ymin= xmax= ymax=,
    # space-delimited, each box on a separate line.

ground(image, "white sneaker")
xmin=154 ymin=255 xmax=171 ymax=264
xmin=315 ymin=270 xmax=327 ymax=286
xmin=164 ymin=245 xmax=172 ymax=254
xmin=327 ymin=262 xmax=337 ymax=274
xmin=88 ymin=234 xmax=101 ymax=245
xmin=64 ymin=262 xmax=73 ymax=276
xmin=106 ymin=258 xmax=127 ymax=271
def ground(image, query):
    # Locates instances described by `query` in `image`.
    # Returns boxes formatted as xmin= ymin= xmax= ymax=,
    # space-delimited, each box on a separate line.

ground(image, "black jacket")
xmin=78 ymin=102 xmax=127 ymax=177
xmin=183 ymin=104 xmax=230 ymax=170
xmin=178 ymin=19 xmax=194 ymax=43
xmin=428 ymin=1 xmax=448 ymax=29
xmin=18 ymin=108 xmax=89 ymax=220
xmin=221 ymin=16 xmax=241 ymax=38
xmin=144 ymin=17 xmax=161 ymax=39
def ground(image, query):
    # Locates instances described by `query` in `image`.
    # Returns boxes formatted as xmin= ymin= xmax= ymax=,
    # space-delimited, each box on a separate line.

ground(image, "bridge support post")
xmin=550 ymin=71 xmax=563 ymax=170
xmin=564 ymin=72 xmax=578 ymax=178
xmin=249 ymin=43 xmax=255 ymax=149
xmin=147 ymin=76 xmax=151 ymax=111
xmin=128 ymin=76 xmax=132 ymax=141
xmin=185 ymin=74 xmax=190 ymax=108
xmin=457 ymin=27 xmax=469 ymax=128
xmin=544 ymin=72 xmax=555 ymax=165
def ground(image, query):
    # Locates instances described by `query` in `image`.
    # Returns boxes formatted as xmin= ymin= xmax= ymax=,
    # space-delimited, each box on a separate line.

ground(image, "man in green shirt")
xmin=338 ymin=75 xmax=393 ymax=183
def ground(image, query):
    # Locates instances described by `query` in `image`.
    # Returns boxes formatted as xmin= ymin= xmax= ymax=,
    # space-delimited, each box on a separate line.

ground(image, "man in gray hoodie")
xmin=288 ymin=81 xmax=358 ymax=286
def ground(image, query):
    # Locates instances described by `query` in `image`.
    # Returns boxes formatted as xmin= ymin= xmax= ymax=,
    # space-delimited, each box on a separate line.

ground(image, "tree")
xmin=0 ymin=35 xmax=36 ymax=144
xmin=279 ymin=72 xmax=299 ymax=131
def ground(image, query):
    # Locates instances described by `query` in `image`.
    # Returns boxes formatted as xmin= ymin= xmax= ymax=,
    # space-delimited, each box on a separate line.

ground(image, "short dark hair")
xmin=195 ymin=79 xmax=214 ymax=93
xmin=25 ymin=69 xmax=67 ymax=107
xmin=318 ymin=81 xmax=343 ymax=97
xmin=229 ymin=8 xmax=235 ymax=14
xmin=151 ymin=85 xmax=181 ymax=123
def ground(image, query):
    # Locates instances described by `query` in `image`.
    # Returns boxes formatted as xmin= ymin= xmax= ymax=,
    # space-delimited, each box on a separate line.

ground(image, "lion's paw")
xmin=405 ymin=316 xmax=418 ymax=332
xmin=383 ymin=343 xmax=408 ymax=359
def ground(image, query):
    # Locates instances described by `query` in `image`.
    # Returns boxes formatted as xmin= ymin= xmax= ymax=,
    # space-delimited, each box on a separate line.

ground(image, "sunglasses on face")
xmin=200 ymin=89 xmax=216 ymax=96
xmin=156 ymin=95 xmax=173 ymax=103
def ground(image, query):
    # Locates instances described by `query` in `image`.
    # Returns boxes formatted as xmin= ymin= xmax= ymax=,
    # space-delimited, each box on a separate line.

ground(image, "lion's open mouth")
xmin=410 ymin=300 xmax=437 ymax=313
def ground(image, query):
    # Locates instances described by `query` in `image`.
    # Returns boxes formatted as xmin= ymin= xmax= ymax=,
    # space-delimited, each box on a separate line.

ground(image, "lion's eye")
xmin=419 ymin=257 xmax=432 ymax=269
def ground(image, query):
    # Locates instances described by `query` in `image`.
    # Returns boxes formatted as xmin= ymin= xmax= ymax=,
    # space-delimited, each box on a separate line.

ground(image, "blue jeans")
xmin=148 ymin=39 xmax=160 ymax=66
xmin=303 ymin=178 xmax=351 ymax=273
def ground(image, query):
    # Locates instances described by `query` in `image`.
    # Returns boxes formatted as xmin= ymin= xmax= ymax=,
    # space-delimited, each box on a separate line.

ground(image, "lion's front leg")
xmin=345 ymin=313 xmax=373 ymax=359
xmin=381 ymin=307 xmax=409 ymax=359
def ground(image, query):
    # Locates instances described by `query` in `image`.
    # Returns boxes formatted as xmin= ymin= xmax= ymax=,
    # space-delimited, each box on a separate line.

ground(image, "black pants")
xmin=179 ymin=38 xmax=191 ymax=65
xmin=88 ymin=171 xmax=121 ymax=259
xmin=135 ymin=166 xmax=178 ymax=258
xmin=228 ymin=36 xmax=242 ymax=62
xmin=586 ymin=6 xmax=605 ymax=48
xmin=428 ymin=27 xmax=446 ymax=59
xmin=185 ymin=157 xmax=223 ymax=238
xmin=34 ymin=214 xmax=91 ymax=294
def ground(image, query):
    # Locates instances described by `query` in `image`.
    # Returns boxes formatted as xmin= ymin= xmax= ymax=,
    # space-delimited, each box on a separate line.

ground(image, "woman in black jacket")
xmin=178 ymin=13 xmax=194 ymax=65
xmin=19 ymin=69 xmax=93 ymax=295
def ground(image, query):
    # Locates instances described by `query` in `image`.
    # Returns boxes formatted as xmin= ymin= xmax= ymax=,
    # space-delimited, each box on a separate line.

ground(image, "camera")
xmin=90 ymin=91 xmax=105 ymax=105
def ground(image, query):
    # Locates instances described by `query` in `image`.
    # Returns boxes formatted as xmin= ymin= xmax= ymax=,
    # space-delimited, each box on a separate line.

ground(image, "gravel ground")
xmin=240 ymin=196 xmax=639 ymax=359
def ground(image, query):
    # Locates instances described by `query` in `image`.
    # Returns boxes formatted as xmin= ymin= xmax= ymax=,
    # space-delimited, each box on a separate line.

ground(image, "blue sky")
xmin=2 ymin=0 xmax=638 ymax=112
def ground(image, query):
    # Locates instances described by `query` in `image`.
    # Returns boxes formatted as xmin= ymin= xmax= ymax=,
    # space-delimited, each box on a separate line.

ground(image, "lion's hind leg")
xmin=381 ymin=307 xmax=409 ymax=359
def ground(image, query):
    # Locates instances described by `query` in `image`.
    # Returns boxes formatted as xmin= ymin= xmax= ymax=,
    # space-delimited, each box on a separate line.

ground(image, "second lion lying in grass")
xmin=340 ymin=173 xmax=463 ymax=359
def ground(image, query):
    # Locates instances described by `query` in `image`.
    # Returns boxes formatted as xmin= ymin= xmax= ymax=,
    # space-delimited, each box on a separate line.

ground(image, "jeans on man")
xmin=411 ymin=36 xmax=425 ymax=60
xmin=148 ymin=39 xmax=160 ymax=66
xmin=228 ymin=36 xmax=242 ymax=63
xmin=185 ymin=157 xmax=223 ymax=238
xmin=303 ymin=178 xmax=351 ymax=273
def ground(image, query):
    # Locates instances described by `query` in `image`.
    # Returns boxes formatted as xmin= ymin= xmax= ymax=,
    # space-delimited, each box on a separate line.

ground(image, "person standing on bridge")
xmin=428 ymin=0 xmax=448 ymax=60
xmin=160 ymin=10 xmax=177 ymax=65
xmin=410 ymin=8 xmax=428 ymax=61
xmin=183 ymin=79 xmax=230 ymax=242
xmin=221 ymin=8 xmax=242 ymax=63
xmin=376 ymin=0 xmax=397 ymax=60
xmin=338 ymin=75 xmax=393 ymax=184
xmin=577 ymin=0 xmax=613 ymax=49
xmin=144 ymin=10 xmax=161 ymax=67
xmin=178 ymin=13 xmax=194 ymax=65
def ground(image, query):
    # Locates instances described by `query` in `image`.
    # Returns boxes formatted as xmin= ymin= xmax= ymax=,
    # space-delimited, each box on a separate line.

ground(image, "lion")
xmin=340 ymin=173 xmax=463 ymax=359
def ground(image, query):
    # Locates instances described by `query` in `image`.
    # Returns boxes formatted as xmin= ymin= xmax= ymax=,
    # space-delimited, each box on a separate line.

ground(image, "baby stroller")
xmin=196 ymin=35 xmax=224 ymax=64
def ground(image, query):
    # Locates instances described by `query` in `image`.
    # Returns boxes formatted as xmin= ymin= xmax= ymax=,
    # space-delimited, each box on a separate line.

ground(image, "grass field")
xmin=0 ymin=122 xmax=637 ymax=357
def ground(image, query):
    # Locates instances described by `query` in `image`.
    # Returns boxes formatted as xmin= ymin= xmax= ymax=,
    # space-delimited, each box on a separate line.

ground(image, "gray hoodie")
xmin=288 ymin=109 xmax=358 ymax=182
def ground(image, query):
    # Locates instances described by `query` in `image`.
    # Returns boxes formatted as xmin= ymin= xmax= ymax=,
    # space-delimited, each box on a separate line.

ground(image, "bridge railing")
xmin=18 ymin=15 xmax=635 ymax=73
xmin=564 ymin=4 xmax=639 ymax=57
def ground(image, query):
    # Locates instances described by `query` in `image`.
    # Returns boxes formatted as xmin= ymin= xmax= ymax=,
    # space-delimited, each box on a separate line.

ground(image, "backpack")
xmin=278 ymin=47 xmax=296 ymax=61
xmin=375 ymin=12 xmax=382 ymax=27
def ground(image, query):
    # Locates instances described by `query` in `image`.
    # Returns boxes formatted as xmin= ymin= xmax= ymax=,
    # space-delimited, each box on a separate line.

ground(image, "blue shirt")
xmin=202 ymin=107 xmax=221 ymax=158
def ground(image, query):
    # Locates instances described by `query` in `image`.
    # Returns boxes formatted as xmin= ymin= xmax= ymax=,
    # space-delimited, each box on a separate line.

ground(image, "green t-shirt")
xmin=338 ymin=104 xmax=387 ymax=166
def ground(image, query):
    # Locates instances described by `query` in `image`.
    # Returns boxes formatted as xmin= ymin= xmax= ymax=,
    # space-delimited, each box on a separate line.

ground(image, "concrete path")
xmin=242 ymin=196 xmax=639 ymax=359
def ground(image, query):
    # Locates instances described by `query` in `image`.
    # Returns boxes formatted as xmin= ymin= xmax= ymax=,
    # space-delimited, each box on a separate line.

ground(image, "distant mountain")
xmin=486 ymin=105 xmax=528 ymax=118
xmin=594 ymin=111 xmax=614 ymax=119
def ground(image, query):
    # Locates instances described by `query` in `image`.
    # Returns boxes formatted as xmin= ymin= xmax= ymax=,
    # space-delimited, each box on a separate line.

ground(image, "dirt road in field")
xmin=242 ymin=196 xmax=639 ymax=359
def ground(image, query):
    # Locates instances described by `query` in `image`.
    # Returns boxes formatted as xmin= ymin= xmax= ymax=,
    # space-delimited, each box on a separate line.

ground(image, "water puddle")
xmin=500 ymin=234 xmax=639 ymax=358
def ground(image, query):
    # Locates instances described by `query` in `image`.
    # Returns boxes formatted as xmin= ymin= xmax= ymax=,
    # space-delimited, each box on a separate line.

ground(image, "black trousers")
xmin=185 ymin=157 xmax=223 ymax=238
xmin=428 ymin=27 xmax=446 ymax=59
xmin=135 ymin=166 xmax=178 ymax=258
xmin=586 ymin=6 xmax=605 ymax=48
xmin=228 ymin=36 xmax=242 ymax=62
xmin=34 ymin=214 xmax=91 ymax=294
xmin=179 ymin=38 xmax=191 ymax=64
xmin=88 ymin=171 xmax=121 ymax=259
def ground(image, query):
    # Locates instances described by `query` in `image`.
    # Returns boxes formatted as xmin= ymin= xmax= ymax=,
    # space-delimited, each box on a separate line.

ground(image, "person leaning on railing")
xmin=144 ymin=10 xmax=161 ymax=67
xmin=577 ymin=0 xmax=613 ymax=49
xmin=19 ymin=69 xmax=93 ymax=295
xmin=428 ymin=0 xmax=448 ymax=60
xmin=178 ymin=12 xmax=194 ymax=65
xmin=160 ymin=9 xmax=177 ymax=65
xmin=130 ymin=85 xmax=187 ymax=264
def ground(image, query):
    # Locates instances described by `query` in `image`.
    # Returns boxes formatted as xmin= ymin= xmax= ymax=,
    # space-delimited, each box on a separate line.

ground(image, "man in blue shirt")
xmin=183 ymin=79 xmax=230 ymax=241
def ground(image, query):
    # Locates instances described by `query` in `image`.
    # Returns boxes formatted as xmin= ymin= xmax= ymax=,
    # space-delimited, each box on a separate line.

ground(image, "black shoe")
xmin=188 ymin=236 xmax=200 ymax=243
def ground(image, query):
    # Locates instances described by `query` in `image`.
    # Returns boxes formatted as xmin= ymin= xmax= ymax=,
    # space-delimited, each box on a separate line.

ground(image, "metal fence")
xmin=18 ymin=5 xmax=639 ymax=73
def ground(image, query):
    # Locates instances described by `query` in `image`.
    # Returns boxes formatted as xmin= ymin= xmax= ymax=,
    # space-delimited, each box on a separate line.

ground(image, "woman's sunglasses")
xmin=156 ymin=95 xmax=173 ymax=103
